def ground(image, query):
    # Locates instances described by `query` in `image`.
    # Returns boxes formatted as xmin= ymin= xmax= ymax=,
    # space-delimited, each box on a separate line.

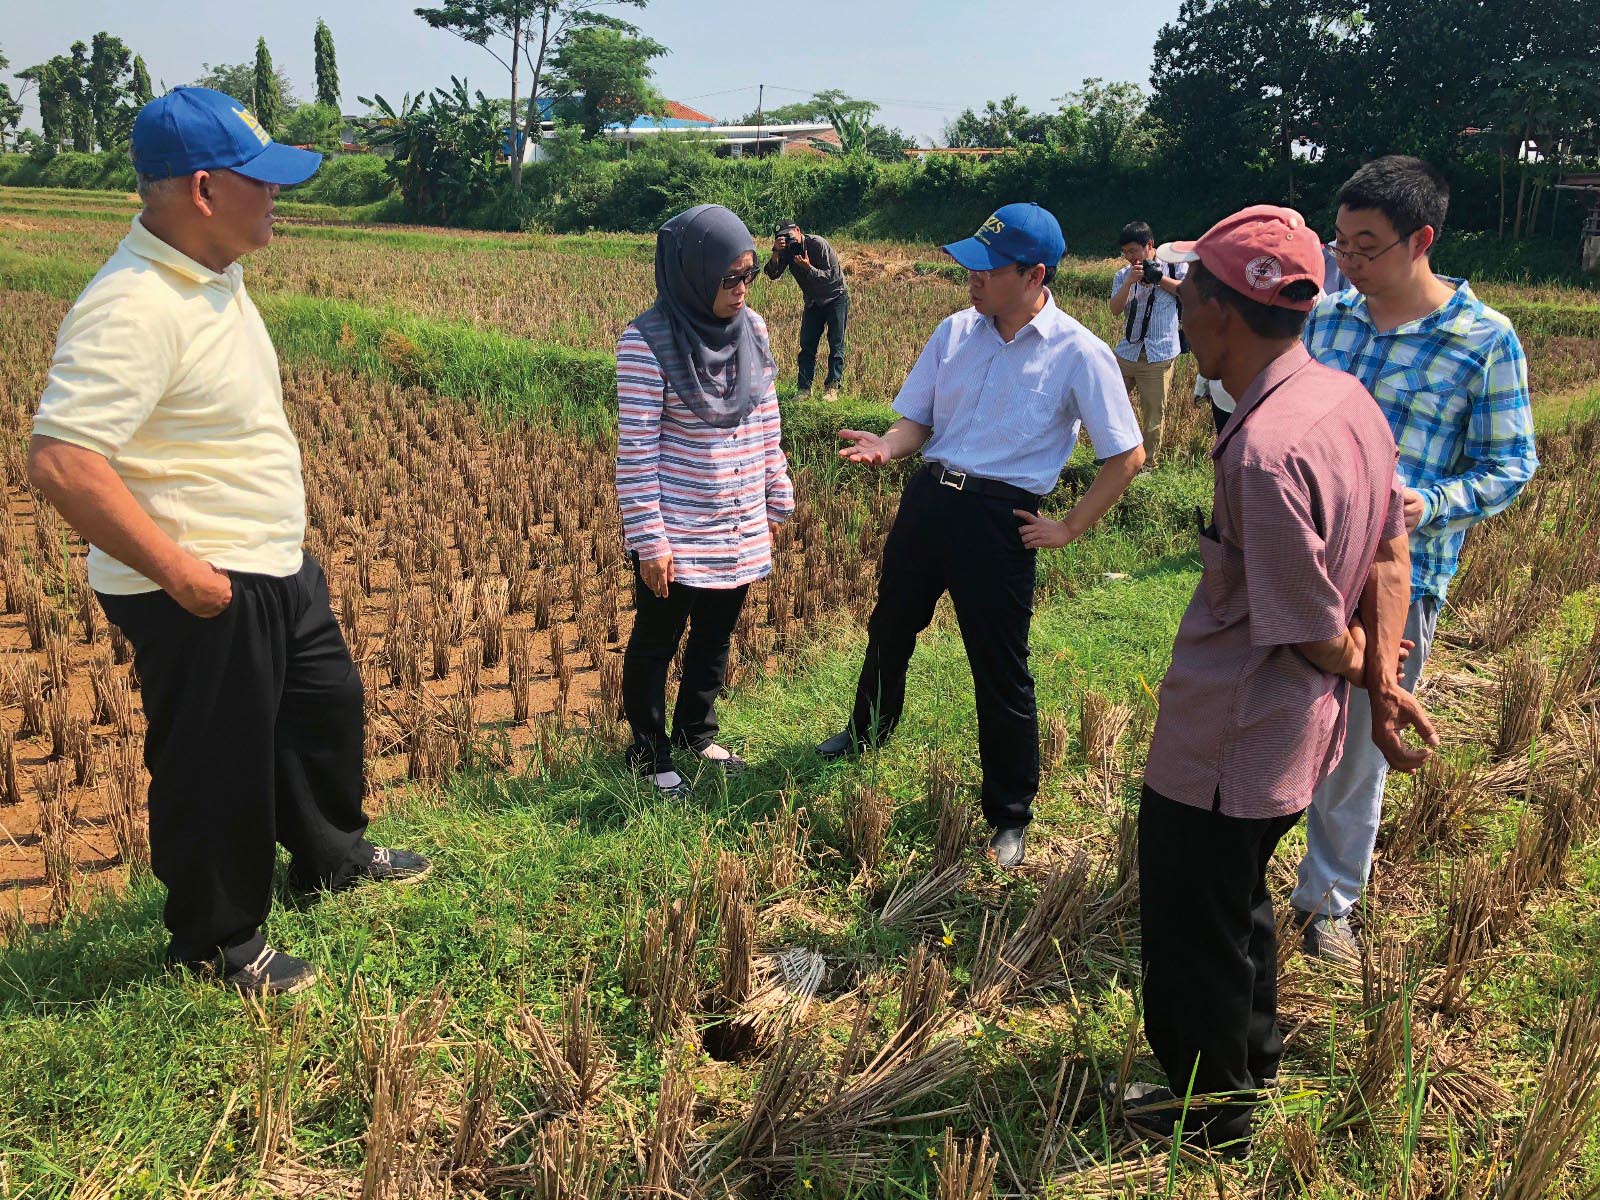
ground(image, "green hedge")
xmin=0 ymin=150 xmax=136 ymax=193
xmin=284 ymin=154 xmax=395 ymax=207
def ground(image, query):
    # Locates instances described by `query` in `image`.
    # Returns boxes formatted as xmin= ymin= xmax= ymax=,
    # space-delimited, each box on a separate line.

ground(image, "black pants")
xmin=621 ymin=563 xmax=749 ymax=772
xmin=1138 ymin=784 xmax=1302 ymax=1146
xmin=1211 ymin=400 xmax=1230 ymax=435
xmin=797 ymin=294 xmax=849 ymax=390
xmin=850 ymin=468 xmax=1039 ymax=828
xmin=98 ymin=556 xmax=371 ymax=972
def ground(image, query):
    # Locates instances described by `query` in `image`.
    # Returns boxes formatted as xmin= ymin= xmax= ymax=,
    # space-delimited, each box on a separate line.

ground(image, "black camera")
xmin=1141 ymin=260 xmax=1163 ymax=285
xmin=782 ymin=233 xmax=805 ymax=259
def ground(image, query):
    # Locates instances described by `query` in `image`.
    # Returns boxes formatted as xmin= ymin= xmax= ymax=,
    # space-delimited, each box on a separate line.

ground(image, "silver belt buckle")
xmin=939 ymin=466 xmax=967 ymax=491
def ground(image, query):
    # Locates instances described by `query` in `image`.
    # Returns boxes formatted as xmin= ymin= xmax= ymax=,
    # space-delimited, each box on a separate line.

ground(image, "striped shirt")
xmin=1112 ymin=261 xmax=1186 ymax=363
xmin=894 ymin=291 xmax=1143 ymax=496
xmin=1303 ymin=278 xmax=1537 ymax=602
xmin=615 ymin=316 xmax=795 ymax=589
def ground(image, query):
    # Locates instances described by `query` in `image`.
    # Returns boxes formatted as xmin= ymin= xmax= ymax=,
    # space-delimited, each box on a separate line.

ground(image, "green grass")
xmin=4 ymin=187 xmax=1600 ymax=1195
xmin=0 ymin=538 xmax=1195 ymax=1194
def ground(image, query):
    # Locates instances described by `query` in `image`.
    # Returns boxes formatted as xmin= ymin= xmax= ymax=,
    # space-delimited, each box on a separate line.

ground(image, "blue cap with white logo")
xmin=942 ymin=202 xmax=1066 ymax=271
xmin=131 ymin=87 xmax=322 ymax=186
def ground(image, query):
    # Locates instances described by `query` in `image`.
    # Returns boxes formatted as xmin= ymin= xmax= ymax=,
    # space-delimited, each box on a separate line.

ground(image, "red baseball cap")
xmin=1156 ymin=205 xmax=1322 ymax=311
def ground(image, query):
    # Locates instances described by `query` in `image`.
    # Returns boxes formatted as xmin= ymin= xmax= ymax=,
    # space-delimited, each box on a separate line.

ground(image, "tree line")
xmin=0 ymin=18 xmax=343 ymax=157
xmin=939 ymin=0 xmax=1599 ymax=242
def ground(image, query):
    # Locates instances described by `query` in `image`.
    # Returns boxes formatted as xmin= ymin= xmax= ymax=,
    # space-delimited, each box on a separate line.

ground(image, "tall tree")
xmin=547 ymin=25 xmax=665 ymax=138
xmin=0 ymin=48 xmax=21 ymax=153
xmin=18 ymin=59 xmax=71 ymax=150
xmin=87 ymin=32 xmax=134 ymax=150
xmin=314 ymin=18 xmax=340 ymax=108
xmin=253 ymin=38 xmax=284 ymax=135
xmin=942 ymin=95 xmax=1056 ymax=148
xmin=1061 ymin=79 xmax=1160 ymax=170
xmin=66 ymin=41 xmax=92 ymax=152
xmin=1150 ymin=0 xmax=1359 ymax=198
xmin=414 ymin=0 xmax=649 ymax=188
xmin=193 ymin=60 xmax=297 ymax=109
xmin=131 ymin=55 xmax=153 ymax=105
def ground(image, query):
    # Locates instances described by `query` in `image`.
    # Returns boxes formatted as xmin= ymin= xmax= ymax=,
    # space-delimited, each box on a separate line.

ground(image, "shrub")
xmin=288 ymin=154 xmax=394 ymax=207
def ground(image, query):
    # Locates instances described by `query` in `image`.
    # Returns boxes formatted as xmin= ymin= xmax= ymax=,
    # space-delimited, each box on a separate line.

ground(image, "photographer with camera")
xmin=1110 ymin=221 xmax=1185 ymax=465
xmin=764 ymin=220 xmax=849 ymax=400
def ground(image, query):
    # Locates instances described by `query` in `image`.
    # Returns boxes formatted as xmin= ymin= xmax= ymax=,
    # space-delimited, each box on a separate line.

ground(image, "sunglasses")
xmin=720 ymin=265 xmax=760 ymax=290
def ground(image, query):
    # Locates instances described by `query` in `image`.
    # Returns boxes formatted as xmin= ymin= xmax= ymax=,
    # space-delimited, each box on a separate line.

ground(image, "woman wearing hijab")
xmin=615 ymin=205 xmax=795 ymax=798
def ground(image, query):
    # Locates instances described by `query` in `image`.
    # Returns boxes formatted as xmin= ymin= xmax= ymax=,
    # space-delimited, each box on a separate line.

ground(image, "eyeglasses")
xmin=1330 ymin=235 xmax=1408 ymax=266
xmin=720 ymin=266 xmax=760 ymax=290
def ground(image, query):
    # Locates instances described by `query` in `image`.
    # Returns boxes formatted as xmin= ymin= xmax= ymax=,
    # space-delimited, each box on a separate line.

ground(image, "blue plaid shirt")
xmin=1303 ymin=278 xmax=1537 ymax=602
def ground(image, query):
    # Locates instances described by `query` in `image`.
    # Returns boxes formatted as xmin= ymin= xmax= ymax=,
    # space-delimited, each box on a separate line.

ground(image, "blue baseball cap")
xmin=131 ymin=87 xmax=322 ymax=186
xmin=943 ymin=202 xmax=1066 ymax=271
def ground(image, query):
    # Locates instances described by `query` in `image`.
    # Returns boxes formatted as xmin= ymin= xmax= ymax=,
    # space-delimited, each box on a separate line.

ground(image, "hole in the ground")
xmin=700 ymin=1014 xmax=761 ymax=1063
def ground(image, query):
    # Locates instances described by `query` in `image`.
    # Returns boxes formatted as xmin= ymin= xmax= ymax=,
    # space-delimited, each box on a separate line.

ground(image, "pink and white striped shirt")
xmin=614 ymin=315 xmax=795 ymax=589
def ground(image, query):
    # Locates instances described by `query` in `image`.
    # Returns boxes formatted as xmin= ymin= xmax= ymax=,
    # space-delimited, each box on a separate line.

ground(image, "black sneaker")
xmin=222 ymin=945 xmax=317 ymax=996
xmin=353 ymin=846 xmax=433 ymax=887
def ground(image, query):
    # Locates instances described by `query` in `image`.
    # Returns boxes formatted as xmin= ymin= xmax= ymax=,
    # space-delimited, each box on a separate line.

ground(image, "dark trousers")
xmin=797 ymin=294 xmax=849 ymax=390
xmin=621 ymin=563 xmax=749 ymax=772
xmin=1211 ymin=400 xmax=1230 ymax=435
xmin=850 ymin=468 xmax=1039 ymax=828
xmin=98 ymin=556 xmax=371 ymax=972
xmin=1138 ymin=784 xmax=1302 ymax=1146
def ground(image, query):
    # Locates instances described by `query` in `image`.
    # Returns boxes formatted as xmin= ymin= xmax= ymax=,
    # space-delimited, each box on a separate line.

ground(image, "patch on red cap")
xmin=1244 ymin=255 xmax=1283 ymax=291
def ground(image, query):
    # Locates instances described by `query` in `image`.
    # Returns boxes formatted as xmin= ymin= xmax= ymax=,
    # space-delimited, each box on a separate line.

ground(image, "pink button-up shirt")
xmin=1144 ymin=344 xmax=1406 ymax=820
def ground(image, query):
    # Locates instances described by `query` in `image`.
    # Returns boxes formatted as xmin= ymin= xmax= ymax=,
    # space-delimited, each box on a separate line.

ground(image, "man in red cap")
xmin=1120 ymin=206 xmax=1437 ymax=1153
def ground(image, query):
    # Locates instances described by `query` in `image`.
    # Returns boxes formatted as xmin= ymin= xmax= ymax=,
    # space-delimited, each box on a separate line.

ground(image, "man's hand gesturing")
xmin=838 ymin=429 xmax=892 ymax=467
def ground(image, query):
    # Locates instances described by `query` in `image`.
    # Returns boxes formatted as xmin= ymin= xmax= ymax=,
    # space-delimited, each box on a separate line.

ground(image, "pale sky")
xmin=3 ymin=0 xmax=1184 ymax=144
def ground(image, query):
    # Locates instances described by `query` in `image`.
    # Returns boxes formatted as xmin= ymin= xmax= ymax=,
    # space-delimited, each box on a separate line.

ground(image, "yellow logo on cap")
xmin=975 ymin=213 xmax=1005 ymax=245
xmin=232 ymin=106 xmax=271 ymax=147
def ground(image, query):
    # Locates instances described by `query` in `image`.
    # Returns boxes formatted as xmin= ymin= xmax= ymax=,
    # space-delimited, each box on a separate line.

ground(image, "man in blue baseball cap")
xmin=817 ymin=203 xmax=1146 ymax=868
xmin=27 ymin=89 xmax=429 ymax=997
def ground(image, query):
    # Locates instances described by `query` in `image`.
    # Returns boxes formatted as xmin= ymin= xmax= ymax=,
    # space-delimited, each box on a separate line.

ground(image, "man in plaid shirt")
xmin=1291 ymin=157 xmax=1539 ymax=958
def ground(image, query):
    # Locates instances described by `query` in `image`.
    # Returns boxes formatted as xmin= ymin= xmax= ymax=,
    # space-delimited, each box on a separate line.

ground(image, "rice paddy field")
xmin=0 ymin=183 xmax=1599 ymax=1198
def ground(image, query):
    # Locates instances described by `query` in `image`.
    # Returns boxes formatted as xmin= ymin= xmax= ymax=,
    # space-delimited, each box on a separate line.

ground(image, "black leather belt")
xmin=924 ymin=462 xmax=1041 ymax=505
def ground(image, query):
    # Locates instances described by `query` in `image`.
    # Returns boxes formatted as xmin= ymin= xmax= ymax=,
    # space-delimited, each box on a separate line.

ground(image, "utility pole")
xmin=755 ymin=83 xmax=763 ymax=158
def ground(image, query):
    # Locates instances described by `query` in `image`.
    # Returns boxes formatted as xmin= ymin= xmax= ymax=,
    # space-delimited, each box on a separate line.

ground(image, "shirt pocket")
xmin=1197 ymin=530 xmax=1247 ymax=624
xmin=996 ymin=386 xmax=1058 ymax=445
xmin=1373 ymin=365 xmax=1467 ymax=474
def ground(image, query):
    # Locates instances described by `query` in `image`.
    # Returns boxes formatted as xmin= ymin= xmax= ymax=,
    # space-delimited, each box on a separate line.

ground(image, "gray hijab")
xmin=632 ymin=204 xmax=773 ymax=429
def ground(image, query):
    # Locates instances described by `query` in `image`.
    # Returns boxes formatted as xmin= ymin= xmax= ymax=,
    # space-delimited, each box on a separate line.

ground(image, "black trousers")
xmin=98 ymin=556 xmax=371 ymax=972
xmin=797 ymin=294 xmax=849 ymax=390
xmin=850 ymin=468 xmax=1039 ymax=828
xmin=1138 ymin=784 xmax=1302 ymax=1146
xmin=621 ymin=562 xmax=749 ymax=772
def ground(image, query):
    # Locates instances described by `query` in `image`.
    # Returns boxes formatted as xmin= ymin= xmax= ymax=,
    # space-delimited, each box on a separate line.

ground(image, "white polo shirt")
xmin=33 ymin=217 xmax=306 ymax=595
xmin=893 ymin=290 xmax=1143 ymax=496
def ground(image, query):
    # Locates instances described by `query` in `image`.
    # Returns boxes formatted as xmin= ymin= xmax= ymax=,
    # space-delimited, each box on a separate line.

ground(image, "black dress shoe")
xmin=986 ymin=825 xmax=1026 ymax=869
xmin=815 ymin=729 xmax=861 ymax=760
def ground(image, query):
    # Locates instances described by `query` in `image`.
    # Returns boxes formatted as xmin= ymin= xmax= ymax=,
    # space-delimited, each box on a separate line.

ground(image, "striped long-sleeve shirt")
xmin=614 ymin=316 xmax=795 ymax=589
xmin=1303 ymin=278 xmax=1537 ymax=602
